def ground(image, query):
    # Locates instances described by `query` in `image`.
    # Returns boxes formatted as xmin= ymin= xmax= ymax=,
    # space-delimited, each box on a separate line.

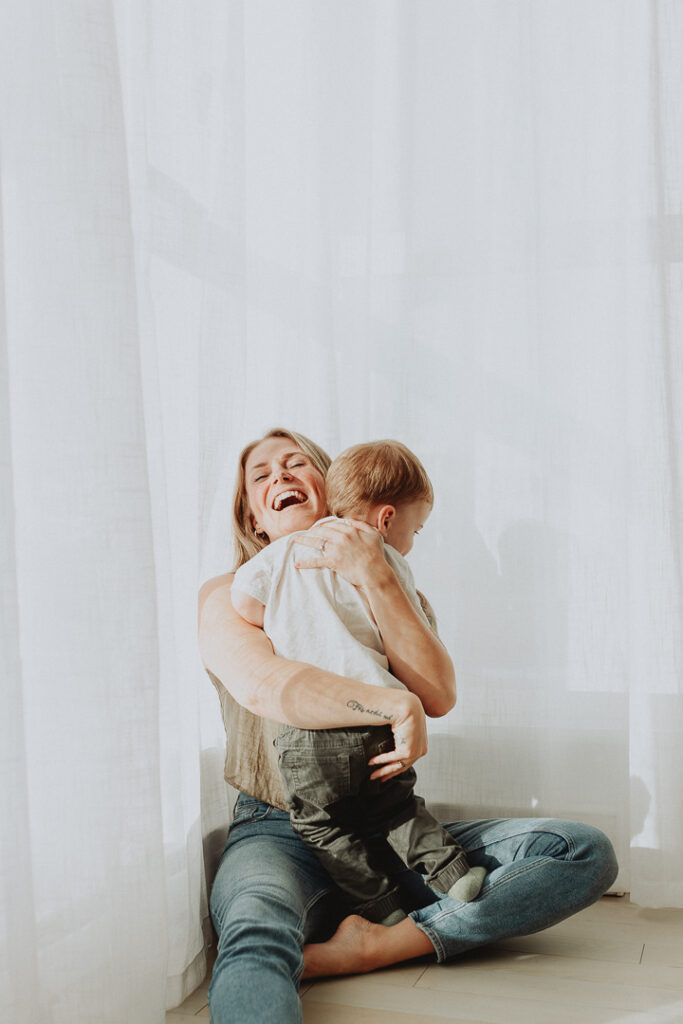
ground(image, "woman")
xmin=198 ymin=427 xmax=618 ymax=1024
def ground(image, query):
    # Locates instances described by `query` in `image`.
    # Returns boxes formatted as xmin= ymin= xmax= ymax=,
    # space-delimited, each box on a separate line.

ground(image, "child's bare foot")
xmin=303 ymin=915 xmax=377 ymax=978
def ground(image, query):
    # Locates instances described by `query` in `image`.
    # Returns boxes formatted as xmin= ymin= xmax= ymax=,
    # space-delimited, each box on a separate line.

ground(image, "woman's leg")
xmin=304 ymin=817 xmax=618 ymax=975
xmin=416 ymin=817 xmax=619 ymax=960
xmin=208 ymin=797 xmax=344 ymax=1024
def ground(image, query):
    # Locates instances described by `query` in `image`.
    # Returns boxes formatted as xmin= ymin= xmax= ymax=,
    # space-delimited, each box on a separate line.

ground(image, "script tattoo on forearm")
xmin=346 ymin=699 xmax=393 ymax=722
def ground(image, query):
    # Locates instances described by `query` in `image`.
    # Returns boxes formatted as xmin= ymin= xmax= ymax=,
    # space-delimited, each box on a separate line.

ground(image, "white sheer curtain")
xmin=1 ymin=1 xmax=681 ymax=1021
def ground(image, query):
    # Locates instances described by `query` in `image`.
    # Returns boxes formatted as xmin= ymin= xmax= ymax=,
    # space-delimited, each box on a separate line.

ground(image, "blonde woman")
xmin=198 ymin=428 xmax=618 ymax=1024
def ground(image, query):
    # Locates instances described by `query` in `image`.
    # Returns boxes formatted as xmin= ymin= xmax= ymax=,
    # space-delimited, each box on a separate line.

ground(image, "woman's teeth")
xmin=272 ymin=490 xmax=307 ymax=511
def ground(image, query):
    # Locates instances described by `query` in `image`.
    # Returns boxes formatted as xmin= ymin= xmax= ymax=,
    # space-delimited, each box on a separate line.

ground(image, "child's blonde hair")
xmin=326 ymin=440 xmax=433 ymax=518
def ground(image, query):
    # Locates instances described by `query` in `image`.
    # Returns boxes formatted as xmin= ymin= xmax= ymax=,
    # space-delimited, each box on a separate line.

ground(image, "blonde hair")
xmin=231 ymin=428 xmax=332 ymax=569
xmin=326 ymin=440 xmax=434 ymax=518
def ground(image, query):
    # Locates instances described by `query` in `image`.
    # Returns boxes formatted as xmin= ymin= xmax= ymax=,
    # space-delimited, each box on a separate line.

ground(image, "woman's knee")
xmin=541 ymin=820 xmax=619 ymax=895
xmin=212 ymin=871 xmax=304 ymax=934
xmin=577 ymin=823 xmax=619 ymax=893
xmin=213 ymin=883 xmax=305 ymax=980
xmin=517 ymin=820 xmax=618 ymax=888
xmin=207 ymin=826 xmax=344 ymax=992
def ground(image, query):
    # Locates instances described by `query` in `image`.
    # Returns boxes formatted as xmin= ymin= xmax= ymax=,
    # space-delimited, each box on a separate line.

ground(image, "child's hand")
xmin=293 ymin=518 xmax=391 ymax=590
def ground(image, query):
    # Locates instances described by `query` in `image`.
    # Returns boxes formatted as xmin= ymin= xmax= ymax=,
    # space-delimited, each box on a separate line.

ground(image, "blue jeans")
xmin=208 ymin=794 xmax=618 ymax=1024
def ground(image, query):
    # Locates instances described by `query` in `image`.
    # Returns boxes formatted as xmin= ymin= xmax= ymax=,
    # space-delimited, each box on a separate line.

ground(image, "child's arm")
xmin=231 ymin=586 xmax=265 ymax=628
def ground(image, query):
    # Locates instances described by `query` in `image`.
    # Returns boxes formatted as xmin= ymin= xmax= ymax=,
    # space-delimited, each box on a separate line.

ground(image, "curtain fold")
xmin=1 ymin=1 xmax=173 ymax=1019
xmin=1 ymin=186 xmax=42 ymax=1023
xmin=1 ymin=1 xmax=681 ymax=1020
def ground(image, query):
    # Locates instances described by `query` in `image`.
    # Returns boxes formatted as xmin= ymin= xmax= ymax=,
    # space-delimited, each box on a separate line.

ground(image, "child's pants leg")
xmin=278 ymin=726 xmax=404 ymax=920
xmin=366 ymin=769 xmax=470 ymax=890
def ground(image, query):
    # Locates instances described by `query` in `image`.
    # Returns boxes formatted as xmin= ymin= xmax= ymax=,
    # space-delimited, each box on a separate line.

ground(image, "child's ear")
xmin=376 ymin=505 xmax=396 ymax=537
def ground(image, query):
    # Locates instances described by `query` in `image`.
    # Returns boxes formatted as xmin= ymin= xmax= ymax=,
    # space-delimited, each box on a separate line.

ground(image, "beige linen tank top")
xmin=206 ymin=668 xmax=288 ymax=810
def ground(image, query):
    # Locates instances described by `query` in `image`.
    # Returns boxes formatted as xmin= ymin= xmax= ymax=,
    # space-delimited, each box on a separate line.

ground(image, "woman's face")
xmin=244 ymin=436 xmax=327 ymax=542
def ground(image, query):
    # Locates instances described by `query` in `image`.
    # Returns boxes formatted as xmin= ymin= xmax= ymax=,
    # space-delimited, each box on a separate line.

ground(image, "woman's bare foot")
xmin=302 ymin=914 xmax=434 ymax=979
xmin=303 ymin=915 xmax=376 ymax=978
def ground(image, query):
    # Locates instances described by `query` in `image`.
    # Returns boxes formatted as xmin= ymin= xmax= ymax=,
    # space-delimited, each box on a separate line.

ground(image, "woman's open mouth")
xmin=272 ymin=490 xmax=308 ymax=511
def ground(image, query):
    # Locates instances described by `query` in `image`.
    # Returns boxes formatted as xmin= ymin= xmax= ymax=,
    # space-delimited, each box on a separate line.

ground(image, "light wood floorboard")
xmin=167 ymin=896 xmax=683 ymax=1023
xmin=302 ymin=1003 xmax=489 ymax=1023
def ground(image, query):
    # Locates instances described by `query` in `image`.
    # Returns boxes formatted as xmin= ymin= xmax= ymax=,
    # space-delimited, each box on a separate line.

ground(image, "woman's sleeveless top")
xmin=206 ymin=668 xmax=288 ymax=810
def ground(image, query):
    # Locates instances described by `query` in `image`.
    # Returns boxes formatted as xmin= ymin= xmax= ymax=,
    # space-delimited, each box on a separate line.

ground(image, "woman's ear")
xmin=375 ymin=505 xmax=396 ymax=537
xmin=250 ymin=513 xmax=264 ymax=537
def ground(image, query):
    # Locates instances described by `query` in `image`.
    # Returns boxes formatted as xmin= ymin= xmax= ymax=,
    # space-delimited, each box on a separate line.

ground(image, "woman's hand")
xmin=293 ymin=518 xmax=392 ymax=590
xmin=369 ymin=692 xmax=429 ymax=782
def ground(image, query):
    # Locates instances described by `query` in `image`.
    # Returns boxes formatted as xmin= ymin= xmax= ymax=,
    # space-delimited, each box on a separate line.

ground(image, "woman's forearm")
xmin=198 ymin=576 xmax=426 ymax=735
xmin=361 ymin=563 xmax=456 ymax=717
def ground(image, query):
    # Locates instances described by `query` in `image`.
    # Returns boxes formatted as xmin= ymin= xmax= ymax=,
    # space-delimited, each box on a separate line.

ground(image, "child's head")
xmin=325 ymin=440 xmax=433 ymax=555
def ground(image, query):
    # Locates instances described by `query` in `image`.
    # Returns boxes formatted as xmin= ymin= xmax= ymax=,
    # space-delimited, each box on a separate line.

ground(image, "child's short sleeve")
xmin=416 ymin=590 xmax=438 ymax=631
xmin=232 ymin=546 xmax=276 ymax=606
xmin=383 ymin=546 xmax=433 ymax=628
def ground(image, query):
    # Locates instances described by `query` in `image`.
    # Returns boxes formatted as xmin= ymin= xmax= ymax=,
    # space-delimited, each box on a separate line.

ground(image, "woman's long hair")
xmin=231 ymin=428 xmax=332 ymax=570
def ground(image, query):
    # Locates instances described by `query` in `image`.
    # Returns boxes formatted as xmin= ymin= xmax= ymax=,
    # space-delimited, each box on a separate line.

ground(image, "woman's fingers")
xmin=292 ymin=524 xmax=343 ymax=568
xmin=292 ymin=531 xmax=337 ymax=549
xmin=368 ymin=734 xmax=428 ymax=781
xmin=368 ymin=757 xmax=411 ymax=782
xmin=369 ymin=761 xmax=409 ymax=781
xmin=368 ymin=749 xmax=409 ymax=766
xmin=294 ymin=518 xmax=376 ymax=547
xmin=368 ymin=748 xmax=415 ymax=782
xmin=293 ymin=557 xmax=326 ymax=570
xmin=336 ymin=518 xmax=377 ymax=534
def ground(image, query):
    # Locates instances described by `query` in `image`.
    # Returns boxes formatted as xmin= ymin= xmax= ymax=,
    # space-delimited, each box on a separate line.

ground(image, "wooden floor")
xmin=166 ymin=897 xmax=683 ymax=1023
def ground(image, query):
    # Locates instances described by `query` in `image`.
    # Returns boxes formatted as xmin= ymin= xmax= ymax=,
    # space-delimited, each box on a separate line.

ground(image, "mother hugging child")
xmin=198 ymin=427 xmax=618 ymax=1024
xmin=231 ymin=439 xmax=487 ymax=924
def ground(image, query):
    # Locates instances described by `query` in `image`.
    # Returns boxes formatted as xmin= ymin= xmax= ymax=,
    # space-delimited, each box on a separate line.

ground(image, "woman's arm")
xmin=198 ymin=574 xmax=428 ymax=771
xmin=293 ymin=521 xmax=456 ymax=717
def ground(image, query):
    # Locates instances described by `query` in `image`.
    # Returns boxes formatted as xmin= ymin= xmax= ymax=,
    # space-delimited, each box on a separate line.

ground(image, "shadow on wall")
xmin=422 ymin=508 xmax=633 ymax=891
xmin=447 ymin=515 xmax=571 ymax=683
xmin=627 ymin=775 xmax=681 ymax=907
xmin=417 ymin=730 xmax=630 ymax=891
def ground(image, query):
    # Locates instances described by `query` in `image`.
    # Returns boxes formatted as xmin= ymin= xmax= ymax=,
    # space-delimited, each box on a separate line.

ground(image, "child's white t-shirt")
xmin=232 ymin=518 xmax=431 ymax=692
